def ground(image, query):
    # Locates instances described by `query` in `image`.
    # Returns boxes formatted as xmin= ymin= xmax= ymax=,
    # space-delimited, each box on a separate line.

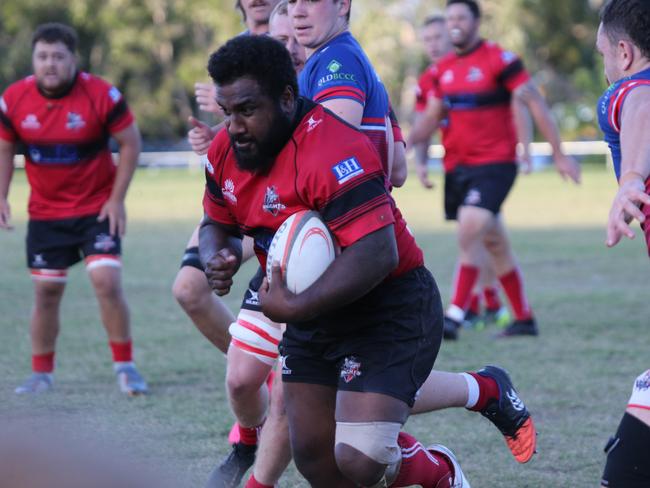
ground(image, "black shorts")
xmin=26 ymin=215 xmax=121 ymax=270
xmin=444 ymin=162 xmax=517 ymax=220
xmin=240 ymin=267 xmax=265 ymax=312
xmin=279 ymin=267 xmax=443 ymax=407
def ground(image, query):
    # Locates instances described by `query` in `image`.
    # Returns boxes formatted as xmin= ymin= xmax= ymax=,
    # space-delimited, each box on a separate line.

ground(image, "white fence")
xmin=12 ymin=140 xmax=611 ymax=168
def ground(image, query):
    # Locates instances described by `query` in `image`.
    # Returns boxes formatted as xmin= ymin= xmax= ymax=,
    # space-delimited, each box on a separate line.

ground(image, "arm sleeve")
xmin=299 ymin=137 xmax=394 ymax=248
xmin=202 ymin=131 xmax=240 ymax=232
xmin=0 ymin=92 xmax=18 ymax=142
xmin=388 ymin=106 xmax=404 ymax=144
xmin=493 ymin=47 xmax=530 ymax=92
xmin=92 ymin=77 xmax=135 ymax=134
xmin=415 ymin=71 xmax=433 ymax=113
xmin=308 ymin=48 xmax=369 ymax=107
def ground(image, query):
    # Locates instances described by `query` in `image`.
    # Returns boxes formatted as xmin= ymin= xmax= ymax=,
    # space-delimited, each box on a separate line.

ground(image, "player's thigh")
xmin=27 ymin=218 xmax=82 ymax=278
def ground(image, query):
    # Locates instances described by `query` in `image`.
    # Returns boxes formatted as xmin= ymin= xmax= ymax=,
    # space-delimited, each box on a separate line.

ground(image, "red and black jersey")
xmin=430 ymin=40 xmax=530 ymax=167
xmin=0 ymin=72 xmax=135 ymax=220
xmin=203 ymin=99 xmax=423 ymax=279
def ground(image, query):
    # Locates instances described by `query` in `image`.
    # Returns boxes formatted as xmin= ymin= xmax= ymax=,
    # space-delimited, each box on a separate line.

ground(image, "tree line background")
xmin=0 ymin=0 xmax=605 ymax=147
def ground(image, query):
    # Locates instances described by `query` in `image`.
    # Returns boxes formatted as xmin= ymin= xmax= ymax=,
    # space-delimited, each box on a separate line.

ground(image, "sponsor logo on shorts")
xmin=340 ymin=357 xmax=362 ymax=383
xmin=222 ymin=178 xmax=237 ymax=205
xmin=281 ymin=355 xmax=292 ymax=375
xmin=21 ymin=114 xmax=41 ymax=130
xmin=245 ymin=290 xmax=260 ymax=306
xmin=332 ymin=157 xmax=364 ymax=185
xmin=262 ymin=186 xmax=286 ymax=216
xmin=464 ymin=188 xmax=481 ymax=205
xmin=635 ymin=371 xmax=650 ymax=391
xmin=32 ymin=254 xmax=47 ymax=267
xmin=94 ymin=233 xmax=117 ymax=252
xmin=66 ymin=112 xmax=86 ymax=130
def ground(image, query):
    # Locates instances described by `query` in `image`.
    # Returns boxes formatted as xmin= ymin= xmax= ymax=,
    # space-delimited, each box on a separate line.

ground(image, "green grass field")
xmin=0 ymin=165 xmax=647 ymax=487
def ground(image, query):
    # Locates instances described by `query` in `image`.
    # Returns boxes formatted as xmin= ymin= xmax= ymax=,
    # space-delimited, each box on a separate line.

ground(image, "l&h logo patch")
xmin=332 ymin=157 xmax=364 ymax=185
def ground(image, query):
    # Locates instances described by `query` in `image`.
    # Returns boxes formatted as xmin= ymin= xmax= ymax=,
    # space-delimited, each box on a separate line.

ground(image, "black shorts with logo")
xmin=279 ymin=266 xmax=443 ymax=407
xmin=240 ymin=266 xmax=265 ymax=312
xmin=444 ymin=162 xmax=517 ymax=220
xmin=26 ymin=215 xmax=121 ymax=270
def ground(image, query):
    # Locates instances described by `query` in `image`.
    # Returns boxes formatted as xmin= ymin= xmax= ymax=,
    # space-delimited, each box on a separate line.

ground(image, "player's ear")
xmin=279 ymin=85 xmax=295 ymax=114
xmin=617 ymin=39 xmax=635 ymax=72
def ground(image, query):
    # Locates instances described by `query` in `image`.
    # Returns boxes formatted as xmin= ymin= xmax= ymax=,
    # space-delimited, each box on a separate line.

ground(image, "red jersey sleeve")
xmin=0 ymin=83 xmax=21 ymax=142
xmin=85 ymin=74 xmax=135 ymax=134
xmin=202 ymin=129 xmax=239 ymax=230
xmin=298 ymin=130 xmax=394 ymax=248
xmin=490 ymin=45 xmax=530 ymax=93
xmin=415 ymin=67 xmax=435 ymax=112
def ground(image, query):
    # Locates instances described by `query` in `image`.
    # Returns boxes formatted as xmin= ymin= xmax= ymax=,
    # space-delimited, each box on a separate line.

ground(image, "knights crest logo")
xmin=66 ymin=112 xmax=86 ymax=130
xmin=340 ymin=357 xmax=362 ymax=384
xmin=94 ymin=233 xmax=116 ymax=252
xmin=262 ymin=186 xmax=286 ymax=216
xmin=636 ymin=371 xmax=650 ymax=391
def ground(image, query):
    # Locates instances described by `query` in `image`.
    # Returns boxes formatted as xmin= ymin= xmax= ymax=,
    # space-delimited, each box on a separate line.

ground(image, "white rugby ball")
xmin=266 ymin=210 xmax=336 ymax=294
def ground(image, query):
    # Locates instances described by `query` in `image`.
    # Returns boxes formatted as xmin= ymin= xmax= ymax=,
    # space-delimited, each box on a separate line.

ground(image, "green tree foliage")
xmin=0 ymin=0 xmax=604 ymax=142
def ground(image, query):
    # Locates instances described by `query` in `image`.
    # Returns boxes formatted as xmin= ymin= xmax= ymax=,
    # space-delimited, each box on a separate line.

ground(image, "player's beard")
xmin=231 ymin=104 xmax=293 ymax=174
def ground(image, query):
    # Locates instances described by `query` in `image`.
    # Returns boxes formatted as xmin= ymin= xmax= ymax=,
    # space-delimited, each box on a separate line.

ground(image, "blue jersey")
xmin=299 ymin=31 xmax=390 ymax=174
xmin=597 ymin=67 xmax=650 ymax=179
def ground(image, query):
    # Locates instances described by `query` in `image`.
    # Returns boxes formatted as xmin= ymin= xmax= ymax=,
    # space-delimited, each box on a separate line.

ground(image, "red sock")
xmin=468 ymin=294 xmax=480 ymax=315
xmin=483 ymin=286 xmax=501 ymax=311
xmin=390 ymin=432 xmax=453 ymax=488
xmin=466 ymin=372 xmax=499 ymax=412
xmin=498 ymin=268 xmax=532 ymax=321
xmin=244 ymin=473 xmax=274 ymax=488
xmin=451 ymin=265 xmax=480 ymax=311
xmin=32 ymin=352 xmax=55 ymax=373
xmin=110 ymin=340 xmax=133 ymax=362
xmin=238 ymin=422 xmax=263 ymax=446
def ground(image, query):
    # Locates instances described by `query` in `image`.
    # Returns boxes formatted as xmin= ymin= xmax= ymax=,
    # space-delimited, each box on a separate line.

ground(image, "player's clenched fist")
xmin=204 ymin=248 xmax=238 ymax=296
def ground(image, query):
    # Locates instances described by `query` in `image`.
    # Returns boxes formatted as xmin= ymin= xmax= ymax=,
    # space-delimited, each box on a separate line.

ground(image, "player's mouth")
xmin=293 ymin=25 xmax=311 ymax=36
xmin=234 ymin=140 xmax=255 ymax=152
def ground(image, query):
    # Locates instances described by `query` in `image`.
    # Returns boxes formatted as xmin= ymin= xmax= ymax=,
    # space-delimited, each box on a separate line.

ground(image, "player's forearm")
xmin=526 ymin=93 xmax=564 ymax=156
xmin=292 ymin=225 xmax=398 ymax=320
xmin=0 ymin=140 xmax=16 ymax=200
xmin=511 ymin=97 xmax=533 ymax=155
xmin=110 ymin=125 xmax=141 ymax=202
xmin=414 ymin=141 xmax=430 ymax=169
xmin=198 ymin=216 xmax=243 ymax=270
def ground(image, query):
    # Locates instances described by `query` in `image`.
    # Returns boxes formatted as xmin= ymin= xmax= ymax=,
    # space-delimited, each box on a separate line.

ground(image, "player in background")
xmin=595 ymin=1 xmax=650 ymax=486
xmin=409 ymin=0 xmax=581 ymax=339
xmin=414 ymin=14 xmax=510 ymax=331
xmin=0 ymin=23 xmax=147 ymax=395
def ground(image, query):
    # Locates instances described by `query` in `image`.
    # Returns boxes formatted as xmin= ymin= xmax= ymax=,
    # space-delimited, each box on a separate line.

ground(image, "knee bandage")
xmin=229 ymin=311 xmax=282 ymax=365
xmin=335 ymin=421 xmax=402 ymax=466
xmin=601 ymin=413 xmax=650 ymax=487
xmin=628 ymin=370 xmax=650 ymax=410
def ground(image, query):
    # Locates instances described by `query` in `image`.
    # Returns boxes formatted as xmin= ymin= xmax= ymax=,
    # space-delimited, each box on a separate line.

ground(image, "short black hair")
xmin=446 ymin=0 xmax=481 ymax=18
xmin=208 ymin=35 xmax=298 ymax=101
xmin=31 ymin=23 xmax=78 ymax=53
xmin=422 ymin=14 xmax=446 ymax=28
xmin=600 ymin=0 xmax=650 ymax=59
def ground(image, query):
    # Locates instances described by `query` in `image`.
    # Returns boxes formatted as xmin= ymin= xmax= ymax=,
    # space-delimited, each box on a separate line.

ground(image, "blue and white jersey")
xmin=299 ymin=31 xmax=391 ymax=174
xmin=598 ymin=67 xmax=650 ymax=179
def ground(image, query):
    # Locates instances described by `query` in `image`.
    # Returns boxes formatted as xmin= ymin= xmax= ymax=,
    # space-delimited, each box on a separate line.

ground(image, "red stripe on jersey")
xmin=231 ymin=338 xmax=278 ymax=359
xmin=237 ymin=319 xmax=281 ymax=346
xmin=361 ymin=116 xmax=386 ymax=124
xmin=609 ymin=80 xmax=650 ymax=132
xmin=314 ymin=86 xmax=365 ymax=104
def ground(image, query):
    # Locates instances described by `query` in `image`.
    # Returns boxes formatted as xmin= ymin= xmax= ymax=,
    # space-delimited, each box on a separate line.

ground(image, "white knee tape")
xmin=229 ymin=311 xmax=282 ymax=365
xmin=335 ymin=421 xmax=402 ymax=465
xmin=628 ymin=369 xmax=650 ymax=410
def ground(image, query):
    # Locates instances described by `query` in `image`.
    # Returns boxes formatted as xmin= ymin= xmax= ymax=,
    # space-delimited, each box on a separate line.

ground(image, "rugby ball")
xmin=266 ymin=210 xmax=336 ymax=294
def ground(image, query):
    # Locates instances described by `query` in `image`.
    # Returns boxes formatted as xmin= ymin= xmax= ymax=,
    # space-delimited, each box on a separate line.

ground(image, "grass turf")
xmin=0 ymin=164 xmax=646 ymax=487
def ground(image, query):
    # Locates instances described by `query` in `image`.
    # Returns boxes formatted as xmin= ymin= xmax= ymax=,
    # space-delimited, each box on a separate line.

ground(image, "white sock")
xmin=113 ymin=361 xmax=135 ymax=372
xmin=461 ymin=372 xmax=480 ymax=409
xmin=446 ymin=304 xmax=465 ymax=323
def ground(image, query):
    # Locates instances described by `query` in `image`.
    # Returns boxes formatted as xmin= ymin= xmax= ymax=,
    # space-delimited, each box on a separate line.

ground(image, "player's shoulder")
xmin=207 ymin=126 xmax=232 ymax=168
xmin=1 ymin=76 xmax=36 ymax=102
xmin=484 ymin=40 xmax=521 ymax=65
xmin=77 ymin=72 xmax=124 ymax=101
xmin=418 ymin=63 xmax=438 ymax=83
